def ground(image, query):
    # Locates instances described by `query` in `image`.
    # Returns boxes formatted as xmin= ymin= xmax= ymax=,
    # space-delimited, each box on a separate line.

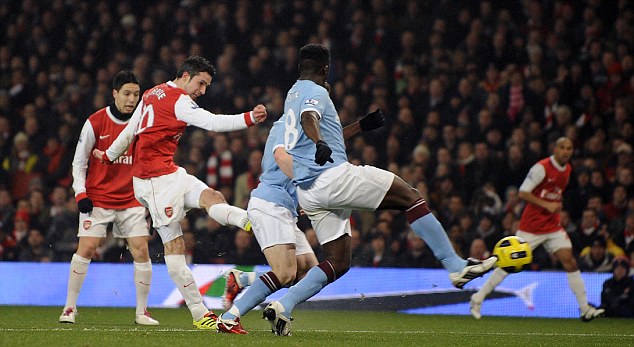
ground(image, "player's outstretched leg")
xmin=404 ymin=198 xmax=496 ymax=288
xmin=201 ymin=189 xmax=252 ymax=232
xmin=449 ymin=257 xmax=498 ymax=289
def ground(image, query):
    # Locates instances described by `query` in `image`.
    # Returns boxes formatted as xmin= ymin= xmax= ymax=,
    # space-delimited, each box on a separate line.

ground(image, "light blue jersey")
xmin=281 ymin=80 xmax=347 ymax=189
xmin=250 ymin=120 xmax=298 ymax=217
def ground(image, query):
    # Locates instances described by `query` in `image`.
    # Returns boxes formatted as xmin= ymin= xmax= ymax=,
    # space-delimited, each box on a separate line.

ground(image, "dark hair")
xmin=299 ymin=44 xmax=330 ymax=74
xmin=592 ymin=236 xmax=607 ymax=248
xmin=112 ymin=70 xmax=139 ymax=91
xmin=176 ymin=55 xmax=216 ymax=79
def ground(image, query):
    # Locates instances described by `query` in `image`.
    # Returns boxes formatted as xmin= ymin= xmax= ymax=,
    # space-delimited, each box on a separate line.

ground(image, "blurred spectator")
xmin=579 ymin=236 xmax=615 ymax=272
xmin=399 ymin=230 xmax=440 ymax=268
xmin=356 ymin=232 xmax=397 ymax=268
xmin=0 ymin=188 xmax=15 ymax=233
xmin=18 ymin=228 xmax=54 ymax=262
xmin=600 ymin=256 xmax=634 ymax=317
xmin=2 ymin=132 xmax=41 ymax=200
xmin=46 ymin=197 xmax=79 ymax=262
xmin=468 ymin=238 xmax=491 ymax=261
xmin=224 ymin=229 xmax=265 ymax=265
xmin=470 ymin=213 xmax=502 ymax=252
xmin=1 ymin=208 xmax=30 ymax=260
xmin=233 ymin=149 xmax=262 ymax=209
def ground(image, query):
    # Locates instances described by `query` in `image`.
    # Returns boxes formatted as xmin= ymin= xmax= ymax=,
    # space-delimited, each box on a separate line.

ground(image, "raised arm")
xmin=342 ymin=109 xmax=385 ymax=139
xmin=175 ymin=95 xmax=267 ymax=132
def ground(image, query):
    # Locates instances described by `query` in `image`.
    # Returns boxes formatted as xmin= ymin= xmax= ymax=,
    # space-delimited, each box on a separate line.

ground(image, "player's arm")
xmin=342 ymin=109 xmax=386 ymax=139
xmin=274 ymin=145 xmax=293 ymax=178
xmin=93 ymin=101 xmax=144 ymax=163
xmin=300 ymin=110 xmax=333 ymax=166
xmin=175 ymin=95 xmax=267 ymax=131
xmin=71 ymin=120 xmax=96 ymax=213
xmin=518 ymin=163 xmax=561 ymax=213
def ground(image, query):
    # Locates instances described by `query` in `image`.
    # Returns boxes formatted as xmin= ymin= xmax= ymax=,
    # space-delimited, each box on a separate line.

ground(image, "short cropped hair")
xmin=177 ymin=55 xmax=216 ymax=79
xmin=299 ymin=44 xmax=330 ymax=74
xmin=112 ymin=70 xmax=139 ymax=91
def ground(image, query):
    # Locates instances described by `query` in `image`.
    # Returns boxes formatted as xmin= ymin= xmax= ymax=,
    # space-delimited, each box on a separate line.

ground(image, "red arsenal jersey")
xmin=518 ymin=156 xmax=571 ymax=234
xmin=105 ymin=81 xmax=253 ymax=179
xmin=72 ymin=106 xmax=140 ymax=209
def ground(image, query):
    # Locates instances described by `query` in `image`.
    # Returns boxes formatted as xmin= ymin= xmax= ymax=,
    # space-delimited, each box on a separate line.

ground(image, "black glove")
xmin=77 ymin=197 xmax=94 ymax=214
xmin=315 ymin=140 xmax=334 ymax=166
xmin=359 ymin=109 xmax=386 ymax=131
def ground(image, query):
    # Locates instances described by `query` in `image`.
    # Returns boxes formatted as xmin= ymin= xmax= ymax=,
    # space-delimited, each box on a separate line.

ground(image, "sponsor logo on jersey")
xmin=165 ymin=207 xmax=173 ymax=218
xmin=305 ymin=98 xmax=319 ymax=106
xmin=83 ymin=220 xmax=92 ymax=230
xmin=539 ymin=187 xmax=563 ymax=200
xmin=112 ymin=155 xmax=133 ymax=165
xmin=99 ymin=135 xmax=110 ymax=140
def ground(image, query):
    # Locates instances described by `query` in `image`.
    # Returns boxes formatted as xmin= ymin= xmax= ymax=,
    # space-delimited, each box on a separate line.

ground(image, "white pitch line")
xmin=1 ymin=327 xmax=633 ymax=338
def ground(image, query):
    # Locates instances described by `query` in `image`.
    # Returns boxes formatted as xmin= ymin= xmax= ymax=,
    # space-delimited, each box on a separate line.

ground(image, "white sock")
xmin=472 ymin=268 xmax=508 ymax=303
xmin=566 ymin=270 xmax=588 ymax=311
xmin=208 ymin=203 xmax=248 ymax=228
xmin=65 ymin=254 xmax=91 ymax=309
xmin=164 ymin=254 xmax=208 ymax=320
xmin=134 ymin=261 xmax=152 ymax=316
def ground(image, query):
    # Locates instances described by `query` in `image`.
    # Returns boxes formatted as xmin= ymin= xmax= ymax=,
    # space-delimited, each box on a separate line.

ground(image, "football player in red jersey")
xmin=471 ymin=137 xmax=605 ymax=321
xmin=93 ymin=56 xmax=267 ymax=330
xmin=60 ymin=71 xmax=158 ymax=326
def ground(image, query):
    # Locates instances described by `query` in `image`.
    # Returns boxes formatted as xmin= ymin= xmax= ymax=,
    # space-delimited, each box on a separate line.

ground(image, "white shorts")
xmin=516 ymin=229 xmax=572 ymax=254
xmin=78 ymin=206 xmax=149 ymax=238
xmin=248 ymin=197 xmax=313 ymax=255
xmin=298 ymin=162 xmax=394 ymax=245
xmin=133 ymin=167 xmax=208 ymax=228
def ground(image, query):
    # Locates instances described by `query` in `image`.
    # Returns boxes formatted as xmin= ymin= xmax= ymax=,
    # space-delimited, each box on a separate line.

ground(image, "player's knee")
xmin=199 ymin=189 xmax=226 ymax=210
xmin=77 ymin=241 xmax=99 ymax=259
xmin=405 ymin=186 xmax=422 ymax=205
xmin=129 ymin=244 xmax=149 ymax=261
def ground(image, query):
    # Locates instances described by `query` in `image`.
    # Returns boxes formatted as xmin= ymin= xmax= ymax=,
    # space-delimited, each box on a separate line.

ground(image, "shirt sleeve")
xmin=174 ymin=94 xmax=252 ymax=132
xmin=105 ymin=100 xmax=143 ymax=161
xmin=71 ymin=120 xmax=96 ymax=196
xmin=299 ymin=89 xmax=327 ymax=120
xmin=519 ymin=163 xmax=546 ymax=193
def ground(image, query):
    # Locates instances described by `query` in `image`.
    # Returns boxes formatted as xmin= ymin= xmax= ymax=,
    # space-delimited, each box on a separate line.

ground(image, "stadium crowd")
xmin=0 ymin=0 xmax=633 ymax=277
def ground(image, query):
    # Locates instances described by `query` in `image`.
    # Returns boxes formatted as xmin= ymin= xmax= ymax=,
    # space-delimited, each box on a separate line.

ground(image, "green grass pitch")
xmin=1 ymin=306 xmax=632 ymax=347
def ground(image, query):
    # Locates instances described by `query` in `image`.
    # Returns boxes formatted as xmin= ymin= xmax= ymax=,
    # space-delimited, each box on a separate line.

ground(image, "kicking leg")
xmin=199 ymin=188 xmax=251 ymax=231
xmin=380 ymin=177 xmax=495 ymax=287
